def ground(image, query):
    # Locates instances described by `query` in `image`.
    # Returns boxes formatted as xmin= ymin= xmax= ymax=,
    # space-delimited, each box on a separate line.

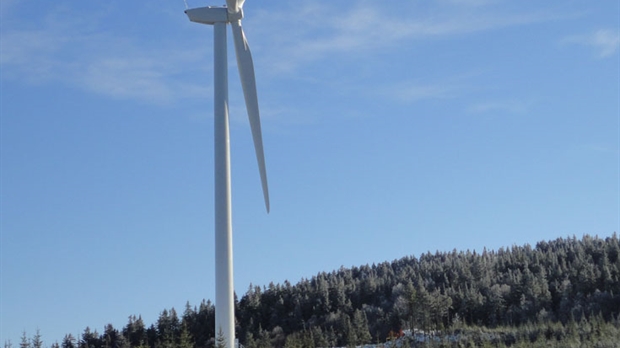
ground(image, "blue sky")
xmin=1 ymin=0 xmax=618 ymax=344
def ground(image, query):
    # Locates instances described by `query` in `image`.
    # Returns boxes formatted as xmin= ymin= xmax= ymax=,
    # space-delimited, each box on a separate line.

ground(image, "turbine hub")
xmin=227 ymin=7 xmax=243 ymax=21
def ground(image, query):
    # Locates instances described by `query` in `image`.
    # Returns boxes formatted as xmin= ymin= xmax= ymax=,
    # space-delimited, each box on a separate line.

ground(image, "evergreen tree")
xmin=178 ymin=324 xmax=193 ymax=348
xmin=123 ymin=316 xmax=146 ymax=348
xmin=19 ymin=332 xmax=30 ymax=348
xmin=156 ymin=309 xmax=180 ymax=348
xmin=62 ymin=335 xmax=76 ymax=348
xmin=80 ymin=327 xmax=101 ymax=348
xmin=31 ymin=330 xmax=43 ymax=348
xmin=103 ymin=324 xmax=123 ymax=348
xmin=215 ymin=329 xmax=226 ymax=348
xmin=145 ymin=325 xmax=157 ymax=348
xmin=339 ymin=313 xmax=356 ymax=347
xmin=255 ymin=326 xmax=272 ymax=348
xmin=243 ymin=332 xmax=256 ymax=348
xmin=352 ymin=309 xmax=371 ymax=345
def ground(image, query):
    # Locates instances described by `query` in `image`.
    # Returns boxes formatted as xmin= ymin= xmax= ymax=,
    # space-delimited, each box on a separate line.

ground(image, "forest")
xmin=8 ymin=234 xmax=620 ymax=347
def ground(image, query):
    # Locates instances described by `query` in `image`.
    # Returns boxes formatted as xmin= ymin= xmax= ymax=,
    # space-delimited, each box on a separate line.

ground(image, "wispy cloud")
xmin=387 ymin=82 xmax=457 ymax=103
xmin=83 ymin=56 xmax=204 ymax=103
xmin=374 ymin=69 xmax=489 ymax=104
xmin=1 ymin=28 xmax=71 ymax=83
xmin=468 ymin=100 xmax=532 ymax=115
xmin=1 ymin=6 xmax=208 ymax=104
xmin=1 ymin=1 xmax=591 ymax=106
xmin=250 ymin=1 xmax=566 ymax=74
xmin=562 ymin=29 xmax=620 ymax=58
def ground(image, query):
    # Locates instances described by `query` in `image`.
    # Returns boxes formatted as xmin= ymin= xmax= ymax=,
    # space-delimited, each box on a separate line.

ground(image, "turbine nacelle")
xmin=185 ymin=6 xmax=243 ymax=25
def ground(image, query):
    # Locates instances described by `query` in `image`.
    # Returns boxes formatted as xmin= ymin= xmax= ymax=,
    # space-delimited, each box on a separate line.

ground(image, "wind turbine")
xmin=185 ymin=1 xmax=269 ymax=348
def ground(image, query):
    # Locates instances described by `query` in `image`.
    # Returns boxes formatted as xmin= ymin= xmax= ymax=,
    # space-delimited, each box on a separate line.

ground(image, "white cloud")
xmin=468 ymin=100 xmax=531 ymax=115
xmin=84 ymin=58 xmax=173 ymax=103
xmin=0 ymin=28 xmax=71 ymax=83
xmin=388 ymin=83 xmax=456 ymax=103
xmin=562 ymin=29 xmax=620 ymax=58
xmin=250 ymin=1 xmax=564 ymax=74
xmin=79 ymin=46 xmax=210 ymax=104
xmin=375 ymin=69 xmax=489 ymax=104
xmin=1 ymin=1 xmax=593 ymax=106
xmin=0 ymin=6 xmax=208 ymax=104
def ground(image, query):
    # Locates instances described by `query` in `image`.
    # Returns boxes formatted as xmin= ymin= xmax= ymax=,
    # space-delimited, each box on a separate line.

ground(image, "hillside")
xmin=10 ymin=234 xmax=620 ymax=347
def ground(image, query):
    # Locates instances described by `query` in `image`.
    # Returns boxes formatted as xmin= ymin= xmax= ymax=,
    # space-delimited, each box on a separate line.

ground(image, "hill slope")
xmin=13 ymin=234 xmax=620 ymax=348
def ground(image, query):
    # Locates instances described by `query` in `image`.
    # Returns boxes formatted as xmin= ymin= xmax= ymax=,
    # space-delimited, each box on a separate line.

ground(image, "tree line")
xmin=8 ymin=234 xmax=620 ymax=347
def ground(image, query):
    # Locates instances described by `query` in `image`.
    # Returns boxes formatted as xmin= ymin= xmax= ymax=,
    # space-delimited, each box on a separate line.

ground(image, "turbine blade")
xmin=231 ymin=21 xmax=270 ymax=213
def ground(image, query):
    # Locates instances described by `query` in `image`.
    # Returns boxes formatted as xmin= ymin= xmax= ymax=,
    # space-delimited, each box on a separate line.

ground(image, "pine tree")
xmin=243 ymin=331 xmax=256 ymax=348
xmin=178 ymin=324 xmax=193 ymax=348
xmin=340 ymin=313 xmax=356 ymax=348
xmin=31 ymin=330 xmax=43 ymax=348
xmin=103 ymin=324 xmax=124 ymax=348
xmin=255 ymin=327 xmax=272 ymax=348
xmin=80 ymin=327 xmax=101 ymax=348
xmin=310 ymin=327 xmax=327 ymax=348
xmin=352 ymin=310 xmax=371 ymax=345
xmin=62 ymin=335 xmax=76 ymax=348
xmin=19 ymin=332 xmax=30 ymax=348
xmin=215 ymin=329 xmax=226 ymax=348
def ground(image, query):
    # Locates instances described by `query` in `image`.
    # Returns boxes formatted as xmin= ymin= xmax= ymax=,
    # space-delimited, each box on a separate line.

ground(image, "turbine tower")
xmin=185 ymin=2 xmax=269 ymax=348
